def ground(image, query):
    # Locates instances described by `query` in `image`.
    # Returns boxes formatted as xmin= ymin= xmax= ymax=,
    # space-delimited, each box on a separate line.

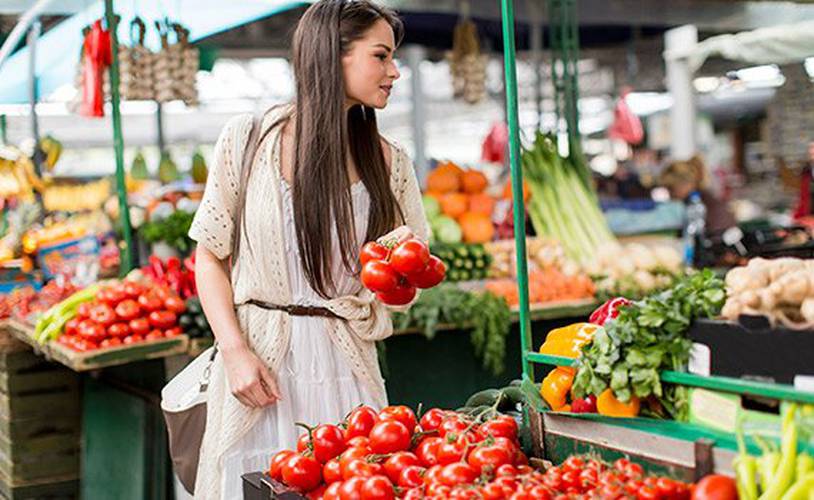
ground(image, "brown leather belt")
xmin=242 ymin=299 xmax=340 ymax=319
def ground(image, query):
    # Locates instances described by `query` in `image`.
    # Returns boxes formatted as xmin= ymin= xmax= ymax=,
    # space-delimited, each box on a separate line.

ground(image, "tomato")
xmin=77 ymin=302 xmax=92 ymax=319
xmin=107 ymin=323 xmax=131 ymax=339
xmin=625 ymin=480 xmax=645 ymax=497
xmin=145 ymin=330 xmax=164 ymax=341
xmin=415 ymin=436 xmax=442 ymax=468
xmin=480 ymin=416 xmax=518 ymax=441
xmin=270 ymin=450 xmax=296 ymax=481
xmin=323 ymin=482 xmax=342 ymax=500
xmin=383 ymin=452 xmax=420 ymax=483
xmin=426 ymin=484 xmax=451 ymax=497
xmin=467 ymin=444 xmax=513 ymax=474
xmin=128 ymin=318 xmax=150 ymax=336
xmin=338 ymin=477 xmax=366 ymax=500
xmin=64 ymin=317 xmax=80 ymax=337
xmin=436 ymin=439 xmax=467 ymax=465
xmin=339 ymin=446 xmax=371 ymax=475
xmin=389 ymin=239 xmax=430 ymax=275
xmin=599 ymin=484 xmax=626 ymax=500
xmin=482 ymin=482 xmax=506 ymax=500
xmin=122 ymin=280 xmax=143 ymax=298
xmin=345 ymin=406 xmax=380 ymax=440
xmin=282 ymin=454 xmax=322 ymax=492
xmin=89 ymin=304 xmax=117 ymax=327
xmin=376 ymin=282 xmax=417 ymax=306
xmin=360 ymin=242 xmax=389 ymax=266
xmin=57 ymin=334 xmax=74 ymax=347
xmin=562 ymin=456 xmax=585 ymax=473
xmin=439 ymin=416 xmax=469 ymax=438
xmin=529 ymin=485 xmax=553 ymax=500
xmin=402 ymin=488 xmax=423 ymax=500
xmin=419 ymin=408 xmax=446 ymax=432
xmin=164 ymin=327 xmax=182 ymax=338
xmin=361 ymin=260 xmax=399 ymax=293
xmin=360 ymin=475 xmax=395 ymax=500
xmin=346 ymin=437 xmax=369 ymax=448
xmin=98 ymin=287 xmax=126 ymax=307
xmin=164 ymin=295 xmax=186 ymax=314
xmin=424 ymin=465 xmax=444 ymax=485
xmin=123 ymin=334 xmax=144 ymax=345
xmin=614 ymin=458 xmax=632 ymax=471
xmin=307 ymin=485 xmax=327 ymax=500
xmin=580 ymin=468 xmax=599 ymax=489
xmin=495 ymin=464 xmax=518 ymax=478
xmin=312 ymin=424 xmax=348 ymax=463
xmin=691 ymin=475 xmax=737 ymax=500
xmin=543 ymin=471 xmax=563 ymax=491
xmin=73 ymin=338 xmax=99 ymax=351
xmin=343 ymin=459 xmax=383 ymax=480
xmin=149 ymin=310 xmax=177 ymax=329
xmin=623 ymin=462 xmax=644 ymax=479
xmin=379 ymin=406 xmax=418 ymax=432
xmin=638 ymin=485 xmax=661 ymax=500
xmin=561 ymin=470 xmax=580 ymax=491
xmin=297 ymin=433 xmax=312 ymax=453
xmin=138 ymin=294 xmax=163 ymax=313
xmin=439 ymin=463 xmax=478 ymax=487
xmin=323 ymin=458 xmax=343 ymax=484
xmin=114 ymin=299 xmax=141 ymax=321
xmin=397 ymin=465 xmax=426 ymax=489
xmin=100 ymin=337 xmax=122 ymax=348
xmin=406 ymin=255 xmax=446 ymax=289
xmin=369 ymin=420 xmax=411 ymax=454
xmin=79 ymin=321 xmax=106 ymax=341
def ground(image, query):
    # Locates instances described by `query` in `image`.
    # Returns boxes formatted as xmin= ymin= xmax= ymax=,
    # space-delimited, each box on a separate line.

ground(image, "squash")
xmin=424 ymin=190 xmax=444 ymax=202
xmin=461 ymin=170 xmax=488 ymax=194
xmin=435 ymin=161 xmax=464 ymax=178
xmin=467 ymin=193 xmax=496 ymax=216
xmin=459 ymin=212 xmax=495 ymax=243
xmin=440 ymin=192 xmax=468 ymax=219
xmin=502 ymin=179 xmax=531 ymax=202
xmin=426 ymin=167 xmax=461 ymax=193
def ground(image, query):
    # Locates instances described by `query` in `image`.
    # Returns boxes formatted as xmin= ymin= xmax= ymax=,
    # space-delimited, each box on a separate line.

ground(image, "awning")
xmin=0 ymin=0 xmax=309 ymax=104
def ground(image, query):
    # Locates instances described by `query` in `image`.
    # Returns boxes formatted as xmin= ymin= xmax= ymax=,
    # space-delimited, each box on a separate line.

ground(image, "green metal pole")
xmin=105 ymin=0 xmax=135 ymax=274
xmin=0 ymin=115 xmax=6 ymax=144
xmin=500 ymin=0 xmax=534 ymax=382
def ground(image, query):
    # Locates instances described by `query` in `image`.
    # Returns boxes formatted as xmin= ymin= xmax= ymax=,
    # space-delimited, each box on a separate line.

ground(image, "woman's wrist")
xmin=218 ymin=335 xmax=249 ymax=356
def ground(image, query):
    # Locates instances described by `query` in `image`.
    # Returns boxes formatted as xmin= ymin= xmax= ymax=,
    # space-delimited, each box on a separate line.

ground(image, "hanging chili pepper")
xmin=80 ymin=19 xmax=112 ymax=117
xmin=589 ymin=297 xmax=631 ymax=326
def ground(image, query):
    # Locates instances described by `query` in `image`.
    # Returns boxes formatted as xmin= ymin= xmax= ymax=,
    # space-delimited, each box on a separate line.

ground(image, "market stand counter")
xmin=0 ymin=320 xmax=188 ymax=498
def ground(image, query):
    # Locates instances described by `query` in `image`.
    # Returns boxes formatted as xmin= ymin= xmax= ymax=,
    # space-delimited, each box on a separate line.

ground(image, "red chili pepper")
xmin=589 ymin=297 xmax=632 ymax=326
xmin=149 ymin=256 xmax=166 ymax=280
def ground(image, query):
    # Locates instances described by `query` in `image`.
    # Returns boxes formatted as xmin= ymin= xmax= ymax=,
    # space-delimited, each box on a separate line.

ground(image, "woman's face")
xmin=342 ymin=19 xmax=401 ymax=110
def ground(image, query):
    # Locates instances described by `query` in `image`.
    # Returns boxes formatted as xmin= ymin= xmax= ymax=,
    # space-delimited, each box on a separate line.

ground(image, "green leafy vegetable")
xmin=140 ymin=210 xmax=195 ymax=253
xmin=392 ymin=284 xmax=511 ymax=375
xmin=572 ymin=269 xmax=726 ymax=420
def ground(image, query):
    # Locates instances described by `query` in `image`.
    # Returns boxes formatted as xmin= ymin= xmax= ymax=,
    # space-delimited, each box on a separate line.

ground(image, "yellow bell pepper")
xmin=596 ymin=389 xmax=640 ymax=418
xmin=540 ymin=367 xmax=575 ymax=411
xmin=539 ymin=323 xmax=601 ymax=358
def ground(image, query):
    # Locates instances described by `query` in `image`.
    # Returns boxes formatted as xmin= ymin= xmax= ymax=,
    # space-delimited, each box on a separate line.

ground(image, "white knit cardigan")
xmin=188 ymin=108 xmax=429 ymax=498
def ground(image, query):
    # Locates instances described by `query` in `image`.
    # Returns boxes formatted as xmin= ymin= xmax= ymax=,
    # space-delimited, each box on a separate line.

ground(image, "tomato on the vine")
xmin=439 ymin=463 xmax=478 ymax=487
xmin=368 ymin=420 xmax=411 ymax=454
xmin=323 ymin=481 xmax=342 ymax=500
xmin=114 ymin=299 xmax=141 ymax=321
xmin=383 ymin=451 xmax=420 ymax=483
xmin=338 ymin=476 xmax=366 ymax=500
xmin=414 ymin=436 xmax=442 ymax=467
xmin=389 ymin=239 xmax=430 ymax=275
xmin=379 ymin=405 xmax=417 ymax=432
xmin=406 ymin=255 xmax=446 ymax=289
xmin=339 ymin=446 xmax=371 ymax=475
xmin=346 ymin=436 xmax=369 ymax=448
xmin=297 ymin=433 xmax=311 ymax=453
xmin=419 ymin=408 xmax=446 ymax=432
xmin=281 ymin=454 xmax=322 ymax=492
xmin=436 ymin=438 xmax=467 ymax=465
xmin=361 ymin=260 xmax=399 ymax=293
xmin=360 ymin=475 xmax=395 ymax=500
xmin=323 ymin=458 xmax=343 ymax=484
xmin=398 ymin=465 xmax=426 ymax=489
xmin=311 ymin=424 xmax=347 ymax=463
xmin=438 ymin=416 xmax=469 ymax=438
xmin=360 ymin=242 xmax=389 ymax=266
xmin=345 ymin=406 xmax=379 ymax=440
xmin=342 ymin=459 xmax=383 ymax=480
xmin=376 ymin=282 xmax=417 ymax=306
xmin=467 ymin=444 xmax=513 ymax=474
xmin=480 ymin=415 xmax=518 ymax=441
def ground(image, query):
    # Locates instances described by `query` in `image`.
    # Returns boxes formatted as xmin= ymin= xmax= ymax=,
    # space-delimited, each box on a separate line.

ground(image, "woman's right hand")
xmin=221 ymin=345 xmax=282 ymax=408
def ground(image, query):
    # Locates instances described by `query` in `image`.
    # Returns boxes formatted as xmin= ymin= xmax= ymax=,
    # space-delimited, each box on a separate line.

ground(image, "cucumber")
xmin=500 ymin=387 xmax=526 ymax=410
xmin=509 ymin=379 xmax=522 ymax=387
xmin=178 ymin=314 xmax=194 ymax=329
xmin=195 ymin=314 xmax=209 ymax=330
xmin=455 ymin=246 xmax=469 ymax=258
xmin=186 ymin=298 xmax=202 ymax=314
xmin=466 ymin=388 xmax=503 ymax=408
xmin=185 ymin=327 xmax=202 ymax=338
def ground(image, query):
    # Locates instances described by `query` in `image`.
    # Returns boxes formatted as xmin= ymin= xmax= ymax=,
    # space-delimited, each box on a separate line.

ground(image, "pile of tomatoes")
xmin=360 ymin=239 xmax=446 ymax=306
xmin=270 ymin=405 xmax=527 ymax=499
xmin=57 ymin=280 xmax=185 ymax=352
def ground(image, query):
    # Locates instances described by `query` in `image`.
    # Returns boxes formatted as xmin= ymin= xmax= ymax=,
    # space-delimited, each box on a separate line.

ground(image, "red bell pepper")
xmin=589 ymin=297 xmax=631 ymax=326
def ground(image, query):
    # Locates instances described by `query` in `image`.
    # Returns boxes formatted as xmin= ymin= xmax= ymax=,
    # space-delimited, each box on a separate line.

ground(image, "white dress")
xmin=218 ymin=180 xmax=381 ymax=499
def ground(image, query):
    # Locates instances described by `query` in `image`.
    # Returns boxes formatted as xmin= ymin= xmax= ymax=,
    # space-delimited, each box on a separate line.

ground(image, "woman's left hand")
xmin=378 ymin=225 xmax=417 ymax=245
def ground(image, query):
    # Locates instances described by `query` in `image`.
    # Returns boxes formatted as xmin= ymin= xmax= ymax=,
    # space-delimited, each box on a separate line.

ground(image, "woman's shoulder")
xmin=379 ymin=135 xmax=410 ymax=175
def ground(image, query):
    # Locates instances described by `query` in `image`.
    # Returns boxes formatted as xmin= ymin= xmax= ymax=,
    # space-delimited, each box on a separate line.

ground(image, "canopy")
xmin=0 ymin=0 xmax=309 ymax=103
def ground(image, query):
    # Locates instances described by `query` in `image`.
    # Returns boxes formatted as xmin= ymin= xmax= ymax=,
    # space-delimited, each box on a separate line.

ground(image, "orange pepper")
xmin=596 ymin=389 xmax=640 ymax=418
xmin=540 ymin=367 xmax=575 ymax=411
xmin=539 ymin=323 xmax=601 ymax=358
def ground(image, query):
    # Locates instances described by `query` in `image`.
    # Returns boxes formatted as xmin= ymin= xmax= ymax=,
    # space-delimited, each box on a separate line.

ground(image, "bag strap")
xmin=199 ymin=113 xmax=264 ymax=393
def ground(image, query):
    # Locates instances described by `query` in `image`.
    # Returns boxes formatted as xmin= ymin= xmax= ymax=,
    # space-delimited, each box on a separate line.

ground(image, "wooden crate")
xmin=0 ymin=329 xmax=80 ymax=493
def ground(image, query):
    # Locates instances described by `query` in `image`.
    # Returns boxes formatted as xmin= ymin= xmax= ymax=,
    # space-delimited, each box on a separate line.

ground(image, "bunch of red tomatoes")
xmin=269 ymin=405 xmax=526 ymax=500
xmin=360 ymin=239 xmax=446 ymax=306
xmin=58 ymin=280 xmax=185 ymax=351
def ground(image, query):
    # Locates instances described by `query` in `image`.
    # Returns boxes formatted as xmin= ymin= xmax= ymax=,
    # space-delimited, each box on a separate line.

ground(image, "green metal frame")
xmin=104 ymin=0 xmax=135 ymax=274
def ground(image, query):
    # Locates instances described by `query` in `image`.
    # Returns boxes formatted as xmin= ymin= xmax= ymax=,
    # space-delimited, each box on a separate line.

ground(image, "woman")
xmin=188 ymin=1 xmax=428 ymax=497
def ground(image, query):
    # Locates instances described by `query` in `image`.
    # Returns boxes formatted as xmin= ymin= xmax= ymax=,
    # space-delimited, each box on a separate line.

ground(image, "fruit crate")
xmin=242 ymin=472 xmax=305 ymax=500
xmin=0 ymin=324 xmax=80 ymax=498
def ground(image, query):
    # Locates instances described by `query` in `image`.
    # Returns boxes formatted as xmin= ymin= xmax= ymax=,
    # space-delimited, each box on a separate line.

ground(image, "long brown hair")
xmin=234 ymin=0 xmax=405 ymax=299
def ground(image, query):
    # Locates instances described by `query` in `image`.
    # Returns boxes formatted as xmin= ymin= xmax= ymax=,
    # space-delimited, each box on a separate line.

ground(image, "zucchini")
xmin=185 ymin=327 xmax=202 ymax=338
xmin=466 ymin=388 xmax=503 ymax=408
xmin=500 ymin=387 xmax=526 ymax=409
xmin=509 ymin=379 xmax=522 ymax=387
xmin=186 ymin=298 xmax=202 ymax=314
xmin=178 ymin=314 xmax=195 ymax=329
xmin=195 ymin=314 xmax=209 ymax=330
